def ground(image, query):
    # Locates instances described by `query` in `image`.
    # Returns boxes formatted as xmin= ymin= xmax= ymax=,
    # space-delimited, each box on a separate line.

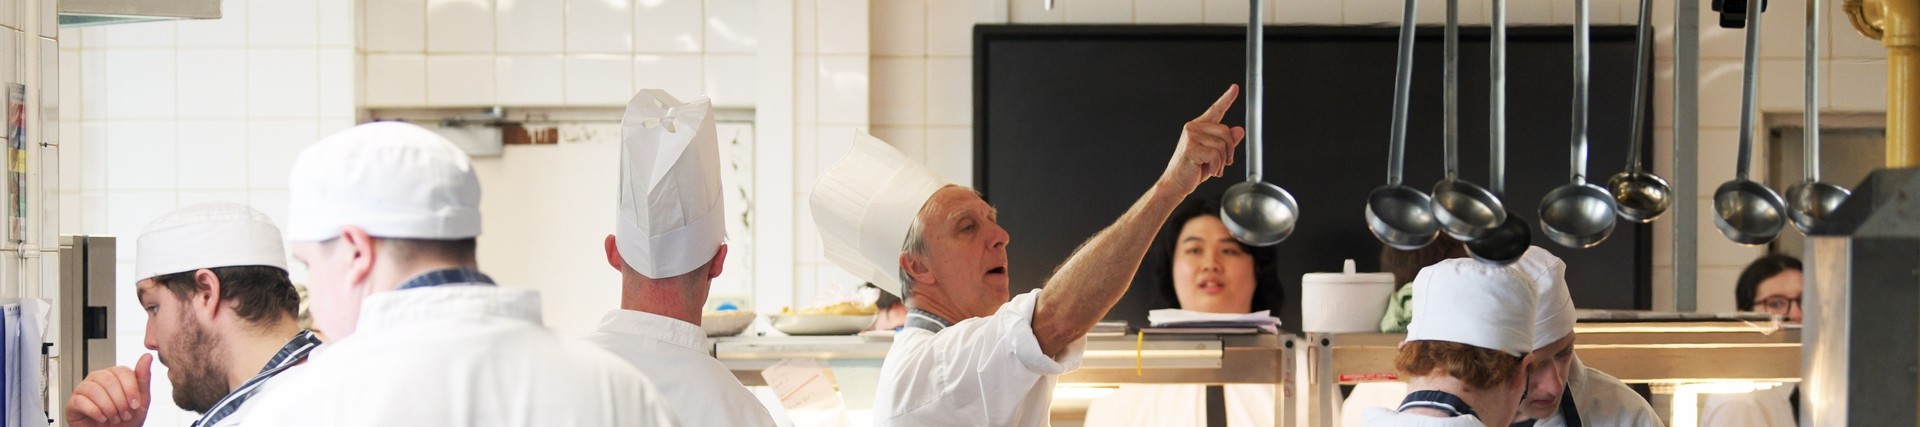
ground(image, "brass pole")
xmin=1849 ymin=0 xmax=1920 ymax=167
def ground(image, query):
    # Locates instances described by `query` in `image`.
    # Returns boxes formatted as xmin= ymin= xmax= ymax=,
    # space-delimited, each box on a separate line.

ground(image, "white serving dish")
xmin=769 ymin=314 xmax=875 ymax=336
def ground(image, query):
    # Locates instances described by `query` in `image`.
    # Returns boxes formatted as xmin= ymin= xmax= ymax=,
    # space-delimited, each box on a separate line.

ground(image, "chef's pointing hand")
xmin=66 ymin=353 xmax=152 ymax=427
xmin=1162 ymin=84 xmax=1247 ymax=196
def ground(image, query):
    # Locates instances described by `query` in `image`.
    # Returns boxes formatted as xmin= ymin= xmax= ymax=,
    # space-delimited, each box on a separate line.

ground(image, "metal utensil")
xmin=1221 ymin=0 xmax=1299 ymax=247
xmin=1467 ymin=0 xmax=1532 ymax=265
xmin=1539 ymin=0 xmax=1620 ymax=249
xmin=1785 ymin=0 xmax=1852 ymax=234
xmin=1431 ymin=0 xmax=1508 ymax=242
xmin=1712 ymin=0 xmax=1789 ymax=245
xmin=1606 ymin=0 xmax=1674 ymax=223
xmin=1366 ymin=0 xmax=1441 ymax=250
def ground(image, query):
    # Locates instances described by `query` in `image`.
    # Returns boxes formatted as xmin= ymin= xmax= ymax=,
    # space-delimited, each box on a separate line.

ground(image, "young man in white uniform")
xmin=236 ymin=122 xmax=678 ymax=426
xmin=1363 ymin=259 xmax=1535 ymax=427
xmin=810 ymin=86 xmax=1247 ymax=426
xmin=581 ymin=90 xmax=775 ymax=427
xmin=64 ymin=203 xmax=318 ymax=427
xmin=1510 ymin=247 xmax=1663 ymax=427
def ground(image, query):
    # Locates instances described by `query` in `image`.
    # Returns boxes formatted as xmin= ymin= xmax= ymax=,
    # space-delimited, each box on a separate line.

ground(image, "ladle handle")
xmin=1444 ymin=0 xmax=1460 ymax=180
xmin=1388 ymin=0 xmax=1417 ymax=186
xmin=1626 ymin=0 xmax=1652 ymax=173
xmin=1736 ymin=0 xmax=1762 ymax=181
xmin=1571 ymin=0 xmax=1591 ymax=183
xmin=1491 ymin=0 xmax=1506 ymax=194
xmin=1805 ymin=0 xmax=1822 ymax=181
xmin=1247 ymin=0 xmax=1265 ymax=182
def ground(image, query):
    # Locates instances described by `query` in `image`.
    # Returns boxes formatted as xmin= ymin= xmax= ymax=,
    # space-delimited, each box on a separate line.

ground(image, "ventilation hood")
xmin=59 ymin=0 xmax=221 ymax=27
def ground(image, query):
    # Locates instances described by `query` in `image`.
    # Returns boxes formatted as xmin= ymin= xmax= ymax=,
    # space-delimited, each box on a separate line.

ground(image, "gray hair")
xmin=898 ymin=212 xmax=931 ymax=302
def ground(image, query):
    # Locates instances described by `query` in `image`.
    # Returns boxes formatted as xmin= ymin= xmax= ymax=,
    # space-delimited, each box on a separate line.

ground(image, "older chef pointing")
xmin=811 ymin=85 xmax=1246 ymax=426
xmin=1364 ymin=259 xmax=1536 ymax=427
xmin=582 ymin=89 xmax=776 ymax=426
xmin=1511 ymin=247 xmax=1662 ymax=427
xmin=237 ymin=122 xmax=678 ymax=426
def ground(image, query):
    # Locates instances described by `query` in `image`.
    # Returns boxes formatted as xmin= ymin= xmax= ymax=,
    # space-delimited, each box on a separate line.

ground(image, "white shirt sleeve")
xmin=878 ymin=289 xmax=1088 ymax=426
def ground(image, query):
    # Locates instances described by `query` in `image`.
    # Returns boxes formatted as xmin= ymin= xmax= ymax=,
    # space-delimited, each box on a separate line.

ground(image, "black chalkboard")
xmin=974 ymin=25 xmax=1653 ymax=330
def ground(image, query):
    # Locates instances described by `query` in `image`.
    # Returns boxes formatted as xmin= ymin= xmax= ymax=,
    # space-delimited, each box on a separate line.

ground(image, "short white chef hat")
xmin=1513 ymin=246 xmax=1575 ymax=350
xmin=1405 ymin=258 xmax=1538 ymax=357
xmin=285 ymin=121 xmax=483 ymax=241
xmin=616 ymin=89 xmax=727 ymax=278
xmin=808 ymin=131 xmax=950 ymax=295
xmin=135 ymin=203 xmax=289 ymax=282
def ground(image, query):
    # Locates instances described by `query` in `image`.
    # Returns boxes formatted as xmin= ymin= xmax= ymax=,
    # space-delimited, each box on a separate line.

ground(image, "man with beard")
xmin=64 ymin=203 xmax=319 ymax=427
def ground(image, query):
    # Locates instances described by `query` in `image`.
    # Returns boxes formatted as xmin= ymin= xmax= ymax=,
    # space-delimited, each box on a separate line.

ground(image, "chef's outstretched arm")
xmin=1030 ymin=85 xmax=1246 ymax=359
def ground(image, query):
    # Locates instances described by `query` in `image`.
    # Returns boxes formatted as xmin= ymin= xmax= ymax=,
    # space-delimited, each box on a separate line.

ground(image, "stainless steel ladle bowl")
xmin=1713 ymin=0 xmax=1789 ymax=245
xmin=1365 ymin=0 xmax=1440 ymax=250
xmin=1606 ymin=0 xmax=1674 ymax=223
xmin=1465 ymin=0 xmax=1531 ymax=265
xmin=1431 ymin=0 xmax=1507 ymax=242
xmin=1220 ymin=0 xmax=1298 ymax=247
xmin=1539 ymin=0 xmax=1619 ymax=249
xmin=1783 ymin=0 xmax=1851 ymax=234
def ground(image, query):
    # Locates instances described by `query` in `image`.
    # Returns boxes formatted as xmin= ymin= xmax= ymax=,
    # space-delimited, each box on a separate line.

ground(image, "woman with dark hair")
xmin=1085 ymin=196 xmax=1282 ymax=427
xmin=1701 ymin=254 xmax=1803 ymax=427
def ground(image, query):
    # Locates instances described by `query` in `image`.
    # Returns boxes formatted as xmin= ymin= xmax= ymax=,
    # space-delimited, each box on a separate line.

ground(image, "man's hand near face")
xmin=66 ymin=353 xmax=153 ymax=427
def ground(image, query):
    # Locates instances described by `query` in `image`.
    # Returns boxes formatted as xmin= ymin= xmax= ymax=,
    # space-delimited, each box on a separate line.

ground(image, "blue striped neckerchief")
xmin=904 ymin=308 xmax=952 ymax=333
xmin=1398 ymin=390 xmax=1478 ymax=418
xmin=193 ymin=330 xmax=324 ymax=427
xmin=396 ymin=268 xmax=496 ymax=290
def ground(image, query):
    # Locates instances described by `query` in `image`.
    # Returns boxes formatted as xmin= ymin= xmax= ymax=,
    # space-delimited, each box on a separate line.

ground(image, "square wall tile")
xmin=634 ymin=0 xmax=702 ymax=53
xmin=105 ymin=21 xmax=175 ymax=48
xmin=793 ymin=123 xmax=819 ymax=191
xmin=1829 ymin=59 xmax=1885 ymax=112
xmin=58 ymin=48 xmax=76 ymax=120
xmin=105 ymin=120 xmax=177 ymax=191
xmin=78 ymin=192 xmax=106 ymax=233
xmin=1135 ymin=0 xmax=1202 ymax=24
xmin=1203 ymin=0 xmax=1249 ymax=24
xmin=704 ymin=0 xmax=758 ymax=54
xmin=1698 ymin=59 xmax=1747 ymax=128
xmin=80 ymin=122 xmax=106 ymax=191
xmin=498 ymin=0 xmax=563 ymax=53
xmin=428 ymin=0 xmax=495 ymax=53
xmin=319 ymin=48 xmax=357 ymax=117
xmin=176 ymin=121 xmax=247 ymax=190
xmin=497 ymin=54 xmax=564 ymax=105
xmin=320 ymin=0 xmax=354 ymax=47
xmin=79 ymin=49 xmax=108 ymax=120
xmin=248 ymin=49 xmax=320 ymax=118
xmin=705 ymin=54 xmax=756 ymax=108
xmin=104 ymin=50 xmax=175 ymax=120
xmin=1506 ymin=0 xmax=1550 ymax=24
xmin=365 ymin=53 xmax=426 ymax=107
xmin=427 ymin=55 xmax=496 ymax=106
xmin=926 ymin=128 xmax=974 ymax=187
xmin=1697 ymin=9 xmax=1746 ymax=60
xmin=364 ymin=0 xmax=426 ymax=52
xmin=249 ymin=0 xmax=318 ymax=46
xmin=248 ymin=190 xmax=292 ymax=242
xmin=247 ymin=119 xmax=319 ymax=189
xmin=869 ymin=126 xmax=926 ymax=162
xmin=57 ymin=193 xmax=78 ymax=235
xmin=928 ymin=0 xmax=981 ymax=56
xmin=869 ymin=58 xmax=926 ymax=126
xmin=1270 ymin=0 xmax=1341 ymax=25
xmin=814 ymin=125 xmax=858 ymax=176
xmin=927 ymin=59 xmax=971 ymax=126
xmin=817 ymin=0 xmax=868 ymax=54
xmin=1695 ymin=265 xmax=1742 ymax=313
xmin=566 ymin=0 xmax=632 ymax=53
xmin=634 ymin=54 xmax=703 ymax=101
xmin=796 ymin=0 xmax=818 ymax=54
xmin=178 ymin=0 xmax=243 ymax=46
xmin=871 ymin=0 xmax=925 ymax=56
xmin=1755 ymin=0 xmax=1806 ymax=60
xmin=1694 ymin=128 xmax=1741 ymax=192
xmin=176 ymin=48 xmax=247 ymax=118
xmin=103 ymin=193 xmax=175 ymax=258
xmin=1829 ymin=0 xmax=1884 ymax=59
xmin=796 ymin=55 xmax=818 ymax=124
xmin=816 ymin=55 xmax=869 ymax=126
xmin=564 ymin=54 xmax=633 ymax=105
xmin=1010 ymin=0 xmax=1067 ymax=23
xmin=1758 ymin=58 xmax=1813 ymax=112
xmin=1345 ymin=0 xmax=1404 ymax=25
xmin=1068 ymin=0 xmax=1134 ymax=23
xmin=177 ymin=190 xmax=250 ymax=207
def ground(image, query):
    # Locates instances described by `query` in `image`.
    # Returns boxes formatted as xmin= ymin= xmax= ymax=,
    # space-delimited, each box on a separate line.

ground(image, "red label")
xmin=1339 ymin=373 xmax=1399 ymax=382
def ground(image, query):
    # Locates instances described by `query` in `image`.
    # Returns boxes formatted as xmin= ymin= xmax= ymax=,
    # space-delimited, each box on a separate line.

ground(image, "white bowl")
xmin=769 ymin=314 xmax=875 ymax=336
xmin=701 ymin=312 xmax=756 ymax=337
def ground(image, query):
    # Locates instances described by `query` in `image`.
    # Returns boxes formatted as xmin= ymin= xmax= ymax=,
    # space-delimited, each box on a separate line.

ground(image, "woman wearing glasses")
xmin=1700 ymin=254 xmax=1803 ymax=427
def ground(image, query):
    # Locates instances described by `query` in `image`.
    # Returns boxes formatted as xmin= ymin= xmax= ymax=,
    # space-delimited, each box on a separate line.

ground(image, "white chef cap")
xmin=1514 ymin=246 xmax=1575 ymax=350
xmin=135 ymin=203 xmax=289 ymax=282
xmin=809 ymin=131 xmax=950 ymax=295
xmin=1405 ymin=258 xmax=1537 ymax=357
xmin=615 ymin=89 xmax=726 ymax=278
xmin=285 ymin=121 xmax=483 ymax=241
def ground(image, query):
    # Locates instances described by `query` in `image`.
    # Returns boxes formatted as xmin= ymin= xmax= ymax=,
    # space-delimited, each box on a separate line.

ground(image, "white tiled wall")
xmin=59 ymin=0 xmax=357 ymax=424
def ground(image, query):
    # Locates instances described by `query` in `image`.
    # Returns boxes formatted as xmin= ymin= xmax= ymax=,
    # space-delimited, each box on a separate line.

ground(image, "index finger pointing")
xmin=1195 ymin=84 xmax=1241 ymax=123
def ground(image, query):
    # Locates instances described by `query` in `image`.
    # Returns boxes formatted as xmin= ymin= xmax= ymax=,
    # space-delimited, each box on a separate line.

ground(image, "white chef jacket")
xmin=1527 ymin=357 xmax=1664 ymax=427
xmin=582 ymin=309 xmax=776 ymax=427
xmin=1081 ymin=384 xmax=1276 ymax=426
xmin=873 ymin=289 xmax=1087 ymax=427
xmin=234 ymin=285 xmax=680 ymax=426
xmin=1699 ymin=383 xmax=1795 ymax=427
xmin=1361 ymin=408 xmax=1488 ymax=427
xmin=1344 ymin=382 xmax=1412 ymax=427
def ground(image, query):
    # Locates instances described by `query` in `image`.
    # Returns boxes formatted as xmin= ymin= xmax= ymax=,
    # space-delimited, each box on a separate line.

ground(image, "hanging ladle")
xmin=1221 ymin=0 xmax=1300 ymax=247
xmin=1466 ymin=0 xmax=1531 ymax=265
xmin=1784 ymin=0 xmax=1851 ymax=233
xmin=1539 ymin=0 xmax=1620 ymax=249
xmin=1712 ymin=0 xmax=1789 ymax=245
xmin=1606 ymin=0 xmax=1674 ymax=223
xmin=1365 ymin=0 xmax=1441 ymax=250
xmin=1431 ymin=0 xmax=1508 ymax=242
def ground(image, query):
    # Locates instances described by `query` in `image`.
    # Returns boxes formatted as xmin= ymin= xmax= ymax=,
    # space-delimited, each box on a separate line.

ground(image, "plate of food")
xmin=770 ymin=302 xmax=877 ymax=335
xmin=701 ymin=310 xmax=756 ymax=337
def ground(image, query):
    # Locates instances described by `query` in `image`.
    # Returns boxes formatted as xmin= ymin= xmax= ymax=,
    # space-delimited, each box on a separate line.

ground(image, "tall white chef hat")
xmin=809 ymin=131 xmax=951 ymax=295
xmin=615 ymin=89 xmax=727 ymax=278
xmin=285 ymin=121 xmax=483 ymax=241
xmin=1514 ymin=246 xmax=1575 ymax=350
xmin=134 ymin=203 xmax=289 ymax=282
xmin=1405 ymin=258 xmax=1537 ymax=356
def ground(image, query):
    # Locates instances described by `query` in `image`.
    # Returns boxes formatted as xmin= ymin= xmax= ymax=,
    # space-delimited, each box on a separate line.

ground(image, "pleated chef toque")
xmin=808 ymin=131 xmax=950 ymax=295
xmin=615 ymin=89 xmax=727 ymax=278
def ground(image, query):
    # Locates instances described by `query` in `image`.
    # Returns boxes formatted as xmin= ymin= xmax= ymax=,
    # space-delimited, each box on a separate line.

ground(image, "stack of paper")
xmin=1146 ymin=309 xmax=1282 ymax=334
